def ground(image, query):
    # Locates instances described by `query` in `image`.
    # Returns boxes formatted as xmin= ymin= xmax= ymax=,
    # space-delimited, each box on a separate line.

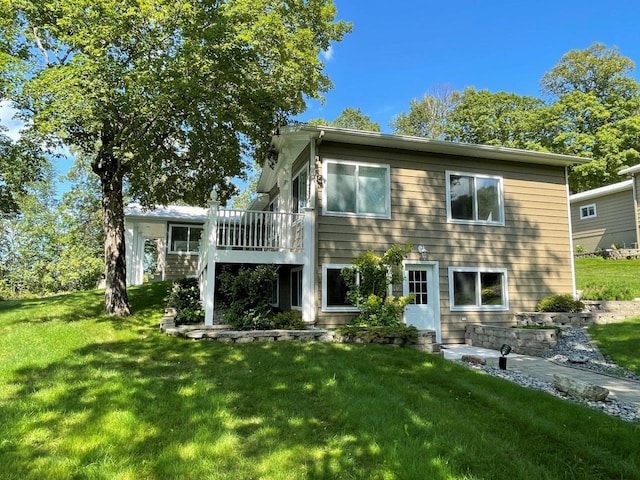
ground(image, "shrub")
xmin=574 ymin=244 xmax=586 ymax=253
xmin=270 ymin=310 xmax=305 ymax=330
xmin=166 ymin=277 xmax=204 ymax=324
xmin=337 ymin=324 xmax=419 ymax=345
xmin=536 ymin=294 xmax=585 ymax=313
xmin=218 ymin=265 xmax=278 ymax=330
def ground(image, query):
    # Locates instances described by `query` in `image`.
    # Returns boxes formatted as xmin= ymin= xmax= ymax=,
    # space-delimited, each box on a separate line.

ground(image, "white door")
xmin=403 ymin=262 xmax=441 ymax=342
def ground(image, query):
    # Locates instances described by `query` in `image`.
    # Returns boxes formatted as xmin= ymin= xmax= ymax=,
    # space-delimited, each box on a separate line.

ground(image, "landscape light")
xmin=499 ymin=344 xmax=511 ymax=370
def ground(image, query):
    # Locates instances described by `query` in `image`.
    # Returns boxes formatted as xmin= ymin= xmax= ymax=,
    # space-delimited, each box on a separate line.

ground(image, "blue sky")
xmin=299 ymin=0 xmax=640 ymax=131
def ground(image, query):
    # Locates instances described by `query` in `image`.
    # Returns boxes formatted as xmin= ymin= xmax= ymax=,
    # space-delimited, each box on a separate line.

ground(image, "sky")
xmin=298 ymin=0 xmax=640 ymax=131
xmin=3 ymin=0 xmax=640 ymax=193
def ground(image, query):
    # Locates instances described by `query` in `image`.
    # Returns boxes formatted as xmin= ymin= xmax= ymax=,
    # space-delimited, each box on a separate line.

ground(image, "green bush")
xmin=218 ymin=265 xmax=278 ymax=330
xmin=166 ymin=277 xmax=204 ymax=324
xmin=270 ymin=310 xmax=305 ymax=330
xmin=337 ymin=324 xmax=419 ymax=346
xmin=536 ymin=294 xmax=585 ymax=313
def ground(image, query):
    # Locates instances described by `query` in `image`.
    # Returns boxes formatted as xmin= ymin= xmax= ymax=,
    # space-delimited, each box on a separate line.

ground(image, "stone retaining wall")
xmin=516 ymin=312 xmax=594 ymax=328
xmin=575 ymin=248 xmax=640 ymax=260
xmin=465 ymin=325 xmax=558 ymax=357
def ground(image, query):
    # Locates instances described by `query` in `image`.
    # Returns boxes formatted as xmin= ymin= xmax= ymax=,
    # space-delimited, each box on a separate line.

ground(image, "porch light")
xmin=499 ymin=343 xmax=511 ymax=370
xmin=417 ymin=245 xmax=428 ymax=261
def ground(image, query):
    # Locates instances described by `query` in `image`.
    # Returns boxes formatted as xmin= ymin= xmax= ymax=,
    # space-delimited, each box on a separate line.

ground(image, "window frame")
xmin=321 ymin=263 xmax=359 ymax=312
xmin=579 ymin=203 xmax=597 ymax=219
xmin=167 ymin=223 xmax=204 ymax=254
xmin=448 ymin=266 xmax=509 ymax=311
xmin=290 ymin=267 xmax=303 ymax=310
xmin=322 ymin=159 xmax=391 ymax=219
xmin=292 ymin=165 xmax=309 ymax=214
xmin=446 ymin=171 xmax=505 ymax=226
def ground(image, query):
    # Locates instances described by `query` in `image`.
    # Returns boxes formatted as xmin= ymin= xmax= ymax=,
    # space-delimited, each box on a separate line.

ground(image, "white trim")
xmin=445 ymin=171 xmax=505 ymax=226
xmin=322 ymin=159 xmax=391 ymax=219
xmin=448 ymin=266 xmax=509 ymax=311
xmin=619 ymin=164 xmax=640 ymax=176
xmin=579 ymin=203 xmax=597 ymax=220
xmin=291 ymin=165 xmax=309 ymax=214
xmin=321 ymin=263 xmax=359 ymax=312
xmin=566 ymin=167 xmax=577 ymax=298
xmin=168 ymin=223 xmax=204 ymax=254
xmin=569 ymin=179 xmax=632 ymax=203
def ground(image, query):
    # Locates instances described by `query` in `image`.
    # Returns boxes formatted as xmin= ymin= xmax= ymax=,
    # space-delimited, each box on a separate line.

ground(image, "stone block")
xmin=461 ymin=355 xmax=486 ymax=365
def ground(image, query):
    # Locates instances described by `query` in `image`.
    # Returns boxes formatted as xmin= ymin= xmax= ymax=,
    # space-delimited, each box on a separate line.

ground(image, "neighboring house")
xmin=569 ymin=179 xmax=637 ymax=252
xmin=124 ymin=204 xmax=208 ymax=285
xmin=126 ymin=125 xmax=585 ymax=344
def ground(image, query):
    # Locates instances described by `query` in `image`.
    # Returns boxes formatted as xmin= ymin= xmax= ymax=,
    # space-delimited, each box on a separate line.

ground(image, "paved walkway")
xmin=441 ymin=344 xmax=640 ymax=405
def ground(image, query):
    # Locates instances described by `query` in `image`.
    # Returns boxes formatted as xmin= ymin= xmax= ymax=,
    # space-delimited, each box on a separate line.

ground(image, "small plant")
xmin=166 ymin=277 xmax=204 ymax=324
xmin=536 ymin=294 xmax=584 ymax=313
xmin=574 ymin=244 xmax=586 ymax=253
xmin=270 ymin=310 xmax=305 ymax=330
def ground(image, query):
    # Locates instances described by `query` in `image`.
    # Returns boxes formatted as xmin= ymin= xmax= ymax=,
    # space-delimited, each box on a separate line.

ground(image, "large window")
xmin=322 ymin=264 xmax=358 ymax=311
xmin=446 ymin=172 xmax=504 ymax=225
xmin=580 ymin=203 xmax=597 ymax=219
xmin=169 ymin=224 xmax=203 ymax=253
xmin=323 ymin=160 xmax=390 ymax=218
xmin=292 ymin=167 xmax=308 ymax=213
xmin=448 ymin=267 xmax=508 ymax=311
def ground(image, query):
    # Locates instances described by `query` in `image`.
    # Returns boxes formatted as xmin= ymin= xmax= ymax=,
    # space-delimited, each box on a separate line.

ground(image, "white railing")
xmin=216 ymin=209 xmax=304 ymax=252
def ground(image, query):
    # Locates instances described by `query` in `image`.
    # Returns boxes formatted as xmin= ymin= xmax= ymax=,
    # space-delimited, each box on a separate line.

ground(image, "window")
xmin=270 ymin=278 xmax=279 ymax=307
xmin=446 ymin=171 xmax=504 ymax=225
xmin=291 ymin=267 xmax=303 ymax=309
xmin=322 ymin=264 xmax=358 ymax=311
xmin=292 ymin=167 xmax=308 ymax=213
xmin=323 ymin=160 xmax=390 ymax=218
xmin=168 ymin=224 xmax=203 ymax=253
xmin=580 ymin=203 xmax=597 ymax=219
xmin=448 ymin=267 xmax=508 ymax=311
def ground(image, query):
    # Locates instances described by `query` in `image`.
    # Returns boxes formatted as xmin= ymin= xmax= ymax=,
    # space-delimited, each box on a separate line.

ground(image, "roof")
xmin=258 ymin=124 xmax=589 ymax=193
xmin=124 ymin=203 xmax=209 ymax=222
xmin=569 ymin=179 xmax=633 ymax=203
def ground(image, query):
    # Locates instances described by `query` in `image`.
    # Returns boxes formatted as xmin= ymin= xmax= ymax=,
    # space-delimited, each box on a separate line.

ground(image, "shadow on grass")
xmin=2 ymin=327 xmax=640 ymax=479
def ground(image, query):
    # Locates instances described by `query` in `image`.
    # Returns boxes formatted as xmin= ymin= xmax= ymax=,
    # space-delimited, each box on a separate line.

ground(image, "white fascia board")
xmin=569 ymin=179 xmax=633 ymax=203
xmin=281 ymin=125 xmax=588 ymax=168
xmin=619 ymin=164 xmax=640 ymax=176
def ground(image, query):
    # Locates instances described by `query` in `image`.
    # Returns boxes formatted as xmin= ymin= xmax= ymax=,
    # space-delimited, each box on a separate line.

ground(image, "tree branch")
xmin=32 ymin=27 xmax=50 ymax=66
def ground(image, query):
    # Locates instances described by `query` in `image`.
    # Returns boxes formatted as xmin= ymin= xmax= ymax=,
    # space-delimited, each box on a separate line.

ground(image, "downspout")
xmin=565 ymin=166 xmax=578 ymax=298
xmin=632 ymin=173 xmax=640 ymax=248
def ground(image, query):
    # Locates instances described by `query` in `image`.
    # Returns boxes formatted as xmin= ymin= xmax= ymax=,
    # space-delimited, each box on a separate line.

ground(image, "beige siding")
xmin=571 ymin=190 xmax=636 ymax=251
xmin=165 ymin=253 xmax=199 ymax=280
xmin=312 ymin=143 xmax=574 ymax=343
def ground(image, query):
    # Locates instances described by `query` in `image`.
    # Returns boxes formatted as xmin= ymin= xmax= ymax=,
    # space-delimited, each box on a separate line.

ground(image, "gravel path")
xmin=460 ymin=328 xmax=640 ymax=423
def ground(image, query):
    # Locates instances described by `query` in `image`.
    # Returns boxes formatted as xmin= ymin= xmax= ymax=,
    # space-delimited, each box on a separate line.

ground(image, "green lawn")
xmin=589 ymin=317 xmax=640 ymax=376
xmin=1 ymin=283 xmax=639 ymax=479
xmin=575 ymin=257 xmax=640 ymax=300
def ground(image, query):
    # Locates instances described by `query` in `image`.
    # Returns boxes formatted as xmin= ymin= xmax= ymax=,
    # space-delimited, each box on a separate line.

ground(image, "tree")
xmin=444 ymin=87 xmax=544 ymax=148
xmin=538 ymin=43 xmax=640 ymax=192
xmin=391 ymin=85 xmax=460 ymax=139
xmin=308 ymin=106 xmax=381 ymax=131
xmin=0 ymin=0 xmax=350 ymax=315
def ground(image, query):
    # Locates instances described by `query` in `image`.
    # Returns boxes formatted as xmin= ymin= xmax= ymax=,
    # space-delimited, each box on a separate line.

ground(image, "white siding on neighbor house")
xmin=571 ymin=189 xmax=637 ymax=251
xmin=311 ymin=143 xmax=574 ymax=343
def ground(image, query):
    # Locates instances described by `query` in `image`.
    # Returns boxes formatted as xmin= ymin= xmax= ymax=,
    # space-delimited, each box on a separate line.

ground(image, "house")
xmin=125 ymin=125 xmax=586 ymax=344
xmin=569 ymin=164 xmax=640 ymax=252
xmin=124 ymin=203 xmax=208 ymax=285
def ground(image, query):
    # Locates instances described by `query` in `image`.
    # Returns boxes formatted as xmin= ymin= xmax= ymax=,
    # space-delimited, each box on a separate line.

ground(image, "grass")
xmin=589 ymin=317 xmax=640 ymax=376
xmin=1 ymin=283 xmax=639 ymax=479
xmin=575 ymin=257 xmax=640 ymax=300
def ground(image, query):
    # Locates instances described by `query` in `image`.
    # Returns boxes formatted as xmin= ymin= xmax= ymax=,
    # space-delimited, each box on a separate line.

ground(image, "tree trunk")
xmin=95 ymin=149 xmax=131 ymax=316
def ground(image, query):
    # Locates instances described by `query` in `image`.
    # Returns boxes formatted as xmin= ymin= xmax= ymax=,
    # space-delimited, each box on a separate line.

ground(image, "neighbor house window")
xmin=446 ymin=171 xmax=504 ymax=225
xmin=291 ymin=267 xmax=303 ymax=309
xmin=168 ymin=224 xmax=203 ymax=253
xmin=292 ymin=167 xmax=308 ymax=213
xmin=323 ymin=160 xmax=390 ymax=218
xmin=580 ymin=203 xmax=597 ymax=219
xmin=322 ymin=264 xmax=358 ymax=311
xmin=448 ymin=267 xmax=508 ymax=311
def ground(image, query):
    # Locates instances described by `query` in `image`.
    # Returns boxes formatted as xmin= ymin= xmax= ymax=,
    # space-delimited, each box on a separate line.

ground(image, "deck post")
xmin=302 ymin=206 xmax=315 ymax=324
xmin=204 ymin=192 xmax=220 ymax=326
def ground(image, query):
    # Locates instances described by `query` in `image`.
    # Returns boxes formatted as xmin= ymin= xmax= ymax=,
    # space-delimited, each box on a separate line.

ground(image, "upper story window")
xmin=580 ymin=203 xmax=597 ymax=219
xmin=168 ymin=224 xmax=203 ymax=254
xmin=448 ymin=267 xmax=508 ymax=311
xmin=292 ymin=166 xmax=308 ymax=213
xmin=446 ymin=171 xmax=504 ymax=225
xmin=323 ymin=160 xmax=390 ymax=218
